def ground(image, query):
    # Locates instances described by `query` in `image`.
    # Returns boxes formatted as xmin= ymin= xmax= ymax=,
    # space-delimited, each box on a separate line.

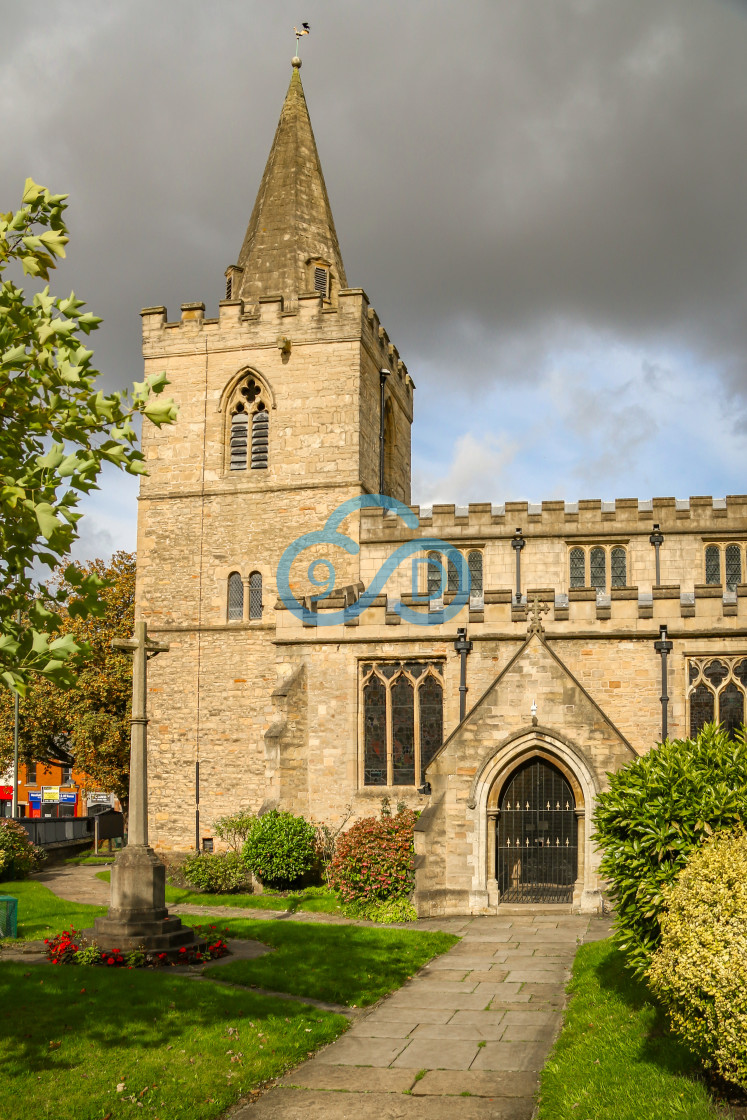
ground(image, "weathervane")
xmin=294 ymin=22 xmax=310 ymax=57
xmin=527 ymin=594 xmax=550 ymax=636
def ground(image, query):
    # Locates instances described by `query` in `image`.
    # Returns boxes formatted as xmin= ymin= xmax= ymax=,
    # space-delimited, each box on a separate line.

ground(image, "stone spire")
xmin=231 ymin=57 xmax=347 ymax=307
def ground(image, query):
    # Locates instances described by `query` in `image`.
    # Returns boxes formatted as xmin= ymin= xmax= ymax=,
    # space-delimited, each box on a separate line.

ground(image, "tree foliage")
xmin=0 ymin=552 xmax=136 ymax=808
xmin=593 ymin=724 xmax=747 ymax=978
xmin=0 ymin=179 xmax=176 ymax=693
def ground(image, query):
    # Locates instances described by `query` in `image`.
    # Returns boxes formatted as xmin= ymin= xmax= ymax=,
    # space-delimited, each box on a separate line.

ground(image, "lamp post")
xmin=11 ymin=609 xmax=20 ymax=818
xmin=454 ymin=627 xmax=473 ymax=722
xmin=511 ymin=528 xmax=525 ymax=605
xmin=654 ymin=623 xmax=673 ymax=742
xmin=649 ymin=523 xmax=664 ymax=587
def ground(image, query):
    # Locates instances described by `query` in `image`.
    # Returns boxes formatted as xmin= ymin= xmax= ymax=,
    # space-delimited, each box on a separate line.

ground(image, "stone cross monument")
xmin=94 ymin=620 xmax=199 ymax=953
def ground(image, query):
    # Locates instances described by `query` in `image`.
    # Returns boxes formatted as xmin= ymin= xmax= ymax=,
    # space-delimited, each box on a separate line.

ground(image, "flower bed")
xmin=44 ymin=924 xmax=229 ymax=967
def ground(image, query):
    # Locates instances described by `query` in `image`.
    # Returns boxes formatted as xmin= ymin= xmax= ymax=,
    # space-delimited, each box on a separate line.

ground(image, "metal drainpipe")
xmin=12 ymin=609 xmax=20 ymax=818
xmin=654 ymin=624 xmax=673 ymax=741
xmin=511 ymin=528 xmax=525 ymax=605
xmin=195 ymin=760 xmax=200 ymax=852
xmin=379 ymin=369 xmax=390 ymax=493
xmin=454 ymin=628 xmax=473 ymax=722
xmin=649 ymin=523 xmax=664 ymax=587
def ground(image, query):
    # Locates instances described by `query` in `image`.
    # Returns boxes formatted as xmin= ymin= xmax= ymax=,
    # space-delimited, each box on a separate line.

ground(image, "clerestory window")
xmin=568 ymin=545 xmax=627 ymax=591
xmin=705 ymin=543 xmax=744 ymax=592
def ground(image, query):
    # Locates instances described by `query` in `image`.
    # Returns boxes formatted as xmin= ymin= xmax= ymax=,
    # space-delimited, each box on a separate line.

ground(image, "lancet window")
xmin=688 ymin=655 xmax=747 ymax=739
xmin=227 ymin=572 xmax=244 ymax=621
xmin=426 ymin=550 xmax=479 ymax=599
xmin=361 ymin=661 xmax=444 ymax=787
xmin=249 ymin=572 xmax=263 ymax=620
xmin=228 ymin=376 xmax=269 ymax=472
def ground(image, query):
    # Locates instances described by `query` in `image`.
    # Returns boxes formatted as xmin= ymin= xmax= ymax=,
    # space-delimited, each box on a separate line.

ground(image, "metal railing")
xmin=12 ymin=817 xmax=94 ymax=847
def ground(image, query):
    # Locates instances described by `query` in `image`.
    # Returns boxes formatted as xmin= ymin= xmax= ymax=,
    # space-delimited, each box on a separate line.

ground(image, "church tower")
xmin=136 ymin=57 xmax=412 ymax=849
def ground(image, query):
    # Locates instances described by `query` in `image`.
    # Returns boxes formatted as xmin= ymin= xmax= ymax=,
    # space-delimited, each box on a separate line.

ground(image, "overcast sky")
xmin=3 ymin=0 xmax=747 ymax=561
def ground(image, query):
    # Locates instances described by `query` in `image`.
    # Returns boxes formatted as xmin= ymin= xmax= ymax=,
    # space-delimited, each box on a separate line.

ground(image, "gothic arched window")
xmin=688 ymin=655 xmax=747 ymax=741
xmin=361 ymin=661 xmax=444 ymax=787
xmin=249 ymin=571 xmax=263 ymax=620
xmin=227 ymin=572 xmax=244 ymax=621
xmin=229 ymin=376 xmax=269 ymax=472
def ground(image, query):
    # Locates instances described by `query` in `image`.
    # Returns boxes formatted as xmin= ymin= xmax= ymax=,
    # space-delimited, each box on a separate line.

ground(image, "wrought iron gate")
xmin=496 ymin=759 xmax=578 ymax=903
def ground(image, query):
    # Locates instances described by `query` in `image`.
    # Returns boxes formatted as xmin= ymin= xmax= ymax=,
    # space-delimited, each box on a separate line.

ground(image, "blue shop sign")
xmin=59 ymin=791 xmax=77 ymax=804
xmin=28 ymin=792 xmax=42 ymax=804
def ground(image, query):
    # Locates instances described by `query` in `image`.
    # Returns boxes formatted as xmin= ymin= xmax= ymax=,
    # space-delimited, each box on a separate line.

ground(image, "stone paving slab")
xmin=236 ymin=1089 xmax=535 ymax=1119
xmin=411 ymin=1069 xmax=538 ymax=1097
xmin=410 ymin=1018 xmax=507 ymax=1041
xmin=371 ymin=1008 xmax=455 ymax=1025
xmin=281 ymin=1065 xmax=420 ymax=1093
xmin=470 ymin=1039 xmax=551 ymax=1071
xmin=315 ymin=1037 xmax=409 ymax=1066
xmin=391 ymin=1038 xmax=481 ymax=1069
xmin=383 ymin=989 xmax=493 ymax=1011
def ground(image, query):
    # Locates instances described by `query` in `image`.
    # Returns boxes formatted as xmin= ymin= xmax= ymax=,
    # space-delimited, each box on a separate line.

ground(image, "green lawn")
xmin=194 ymin=916 xmax=458 ymax=1006
xmin=64 ymin=854 xmax=118 ymax=866
xmin=0 ymin=960 xmax=345 ymax=1120
xmin=537 ymin=939 xmax=720 ymax=1120
xmin=1 ymin=880 xmax=106 ymax=941
xmin=96 ymin=870 xmax=342 ymax=913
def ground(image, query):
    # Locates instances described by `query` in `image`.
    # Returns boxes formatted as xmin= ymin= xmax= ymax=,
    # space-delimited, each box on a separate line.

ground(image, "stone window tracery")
xmin=228 ymin=376 xmax=269 ymax=472
xmin=361 ymin=661 xmax=444 ymax=787
xmin=425 ymin=549 xmax=481 ymax=600
xmin=687 ymin=655 xmax=747 ymax=739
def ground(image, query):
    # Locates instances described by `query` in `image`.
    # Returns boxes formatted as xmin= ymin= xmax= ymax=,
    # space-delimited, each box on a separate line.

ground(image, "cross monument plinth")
xmin=93 ymin=620 xmax=200 ymax=953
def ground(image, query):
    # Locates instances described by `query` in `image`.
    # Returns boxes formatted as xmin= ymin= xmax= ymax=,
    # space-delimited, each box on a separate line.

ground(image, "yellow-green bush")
xmin=648 ymin=829 xmax=747 ymax=1090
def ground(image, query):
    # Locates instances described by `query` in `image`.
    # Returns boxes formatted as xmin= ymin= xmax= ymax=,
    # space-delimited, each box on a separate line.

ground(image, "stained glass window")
xmin=725 ymin=545 xmax=742 ymax=592
xmin=362 ymin=662 xmax=444 ymax=787
xmin=735 ymin=660 xmax=747 ymax=688
xmin=391 ymin=676 xmax=415 ymax=785
xmin=610 ymin=547 xmax=626 ymax=589
xmin=419 ymin=675 xmax=443 ymax=774
xmin=705 ymin=545 xmax=721 ymax=585
xmin=249 ymin=572 xmax=262 ymax=619
xmin=590 ymin=548 xmax=606 ymax=591
xmin=227 ymin=572 xmax=243 ymax=620
xmin=363 ymin=677 xmax=387 ymax=785
xmin=569 ymin=548 xmax=585 ymax=588
xmin=719 ymin=683 xmax=744 ymax=740
xmin=468 ymin=551 xmax=483 ymax=594
xmin=690 ymin=683 xmax=715 ymax=738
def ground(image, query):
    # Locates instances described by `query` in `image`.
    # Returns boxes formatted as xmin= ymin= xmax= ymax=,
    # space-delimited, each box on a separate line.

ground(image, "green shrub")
xmin=242 ymin=810 xmax=317 ymax=889
xmin=327 ymin=806 xmax=417 ymax=906
xmin=0 ymin=819 xmax=45 ymax=881
xmin=182 ymin=851 xmax=251 ymax=894
xmin=648 ymin=829 xmax=747 ymax=1090
xmin=212 ymin=809 xmax=255 ymax=854
xmin=342 ymin=896 xmax=417 ymax=923
xmin=593 ymin=723 xmax=747 ymax=977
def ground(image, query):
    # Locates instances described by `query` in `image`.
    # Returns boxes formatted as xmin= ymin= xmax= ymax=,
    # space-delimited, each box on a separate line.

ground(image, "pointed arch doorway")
xmin=495 ymin=757 xmax=578 ymax=903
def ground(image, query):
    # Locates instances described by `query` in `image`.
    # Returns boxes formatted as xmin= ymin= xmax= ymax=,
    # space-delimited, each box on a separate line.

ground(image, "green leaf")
xmin=33 ymin=502 xmax=63 ymax=540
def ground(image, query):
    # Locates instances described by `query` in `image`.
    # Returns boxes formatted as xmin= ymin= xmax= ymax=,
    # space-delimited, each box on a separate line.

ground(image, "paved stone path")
xmin=35 ymin=865 xmax=612 ymax=1117
xmin=235 ymin=911 xmax=612 ymax=1120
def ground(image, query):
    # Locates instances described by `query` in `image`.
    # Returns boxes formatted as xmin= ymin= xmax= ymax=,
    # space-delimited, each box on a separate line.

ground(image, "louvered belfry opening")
xmin=251 ymin=407 xmax=269 ymax=469
xmin=496 ymin=759 xmax=578 ymax=904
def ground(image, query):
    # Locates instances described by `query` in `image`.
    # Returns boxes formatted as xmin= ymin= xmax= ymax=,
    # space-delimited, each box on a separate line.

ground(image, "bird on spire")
xmin=294 ymin=23 xmax=310 ymax=55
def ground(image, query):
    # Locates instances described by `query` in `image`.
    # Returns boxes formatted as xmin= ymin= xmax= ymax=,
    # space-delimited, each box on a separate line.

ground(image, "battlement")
xmin=360 ymin=496 xmax=747 ymax=540
xmin=140 ymin=288 xmax=411 ymax=388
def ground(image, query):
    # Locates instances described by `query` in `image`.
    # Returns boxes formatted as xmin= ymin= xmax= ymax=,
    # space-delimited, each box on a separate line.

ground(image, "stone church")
xmin=136 ymin=57 xmax=747 ymax=916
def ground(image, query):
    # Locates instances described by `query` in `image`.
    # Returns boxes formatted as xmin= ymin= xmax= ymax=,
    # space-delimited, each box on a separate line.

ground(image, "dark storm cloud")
xmin=2 ymin=0 xmax=747 ymax=413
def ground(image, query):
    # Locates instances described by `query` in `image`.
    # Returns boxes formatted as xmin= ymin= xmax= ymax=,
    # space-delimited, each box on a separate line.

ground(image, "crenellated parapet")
xmin=140 ymin=288 xmax=411 ymax=393
xmin=359 ymin=495 xmax=747 ymax=541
